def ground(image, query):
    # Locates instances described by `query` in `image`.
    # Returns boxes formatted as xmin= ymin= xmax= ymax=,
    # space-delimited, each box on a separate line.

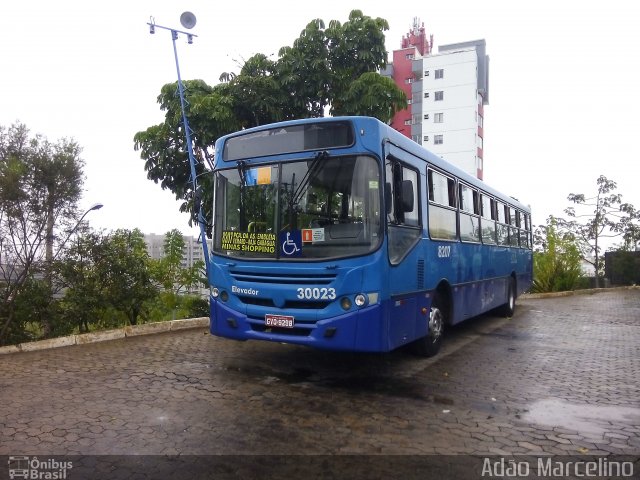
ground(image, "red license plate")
xmin=265 ymin=314 xmax=294 ymax=329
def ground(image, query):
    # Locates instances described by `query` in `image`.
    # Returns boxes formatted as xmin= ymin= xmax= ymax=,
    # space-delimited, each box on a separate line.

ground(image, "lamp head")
xmin=180 ymin=11 xmax=197 ymax=29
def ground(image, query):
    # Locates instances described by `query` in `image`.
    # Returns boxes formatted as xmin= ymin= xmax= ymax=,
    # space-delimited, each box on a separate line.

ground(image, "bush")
xmin=532 ymin=218 xmax=584 ymax=293
xmin=144 ymin=292 xmax=209 ymax=322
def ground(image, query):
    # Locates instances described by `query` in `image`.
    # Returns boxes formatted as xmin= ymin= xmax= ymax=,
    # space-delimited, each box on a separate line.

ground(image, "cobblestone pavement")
xmin=1 ymin=289 xmax=639 ymax=459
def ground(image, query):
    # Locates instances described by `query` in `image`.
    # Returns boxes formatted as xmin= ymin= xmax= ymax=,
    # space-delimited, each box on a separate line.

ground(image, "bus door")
xmin=385 ymin=157 xmax=426 ymax=349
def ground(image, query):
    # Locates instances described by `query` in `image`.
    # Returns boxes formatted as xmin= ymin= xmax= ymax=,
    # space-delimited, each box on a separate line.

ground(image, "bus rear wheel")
xmin=499 ymin=277 xmax=516 ymax=317
xmin=412 ymin=294 xmax=445 ymax=357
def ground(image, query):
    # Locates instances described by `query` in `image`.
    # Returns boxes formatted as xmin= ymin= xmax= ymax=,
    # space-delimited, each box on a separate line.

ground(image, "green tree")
xmin=0 ymin=122 xmax=84 ymax=345
xmin=558 ymin=176 xmax=635 ymax=287
xmin=276 ymin=18 xmax=331 ymax=118
xmin=618 ymin=203 xmax=640 ymax=252
xmin=57 ymin=231 xmax=106 ymax=333
xmin=61 ymin=229 xmax=159 ymax=328
xmin=219 ymin=54 xmax=289 ymax=126
xmin=151 ymin=229 xmax=204 ymax=294
xmin=133 ymin=10 xmax=405 ymax=230
xmin=98 ymin=229 xmax=158 ymax=325
xmin=335 ymin=72 xmax=407 ymax=119
xmin=532 ymin=216 xmax=583 ymax=293
xmin=149 ymin=229 xmax=205 ymax=321
xmin=325 ymin=10 xmax=403 ymax=116
xmin=5 ymin=277 xmax=55 ymax=344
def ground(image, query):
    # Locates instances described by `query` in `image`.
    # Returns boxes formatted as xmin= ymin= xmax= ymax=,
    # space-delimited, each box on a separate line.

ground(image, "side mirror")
xmin=401 ymin=180 xmax=414 ymax=212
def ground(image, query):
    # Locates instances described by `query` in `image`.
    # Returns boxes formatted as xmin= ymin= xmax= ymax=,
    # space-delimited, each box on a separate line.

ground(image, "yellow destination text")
xmin=221 ymin=231 xmax=276 ymax=253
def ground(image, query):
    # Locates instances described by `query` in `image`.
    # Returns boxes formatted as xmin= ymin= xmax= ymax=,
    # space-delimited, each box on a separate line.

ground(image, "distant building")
xmin=144 ymin=232 xmax=204 ymax=269
xmin=144 ymin=232 xmax=208 ymax=295
xmin=382 ymin=19 xmax=489 ymax=179
xmin=145 ymin=233 xmax=165 ymax=261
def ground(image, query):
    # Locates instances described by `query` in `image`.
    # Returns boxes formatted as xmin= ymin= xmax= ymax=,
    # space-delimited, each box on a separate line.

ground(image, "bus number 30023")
xmin=297 ymin=287 xmax=337 ymax=300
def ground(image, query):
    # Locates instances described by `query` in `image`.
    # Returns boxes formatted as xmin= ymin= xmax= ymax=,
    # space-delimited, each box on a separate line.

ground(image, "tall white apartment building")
xmin=412 ymin=40 xmax=489 ymax=179
xmin=384 ymin=22 xmax=489 ymax=179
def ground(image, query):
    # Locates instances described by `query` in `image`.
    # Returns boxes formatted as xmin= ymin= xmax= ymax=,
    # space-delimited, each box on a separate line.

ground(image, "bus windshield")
xmin=213 ymin=155 xmax=382 ymax=260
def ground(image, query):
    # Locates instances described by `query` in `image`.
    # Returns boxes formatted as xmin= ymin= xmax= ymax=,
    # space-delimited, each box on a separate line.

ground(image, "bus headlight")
xmin=211 ymin=287 xmax=220 ymax=298
xmin=354 ymin=293 xmax=367 ymax=307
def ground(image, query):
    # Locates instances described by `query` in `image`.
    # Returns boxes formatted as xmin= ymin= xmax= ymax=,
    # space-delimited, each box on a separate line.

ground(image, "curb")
xmin=2 ymin=286 xmax=637 ymax=355
xmin=0 ymin=317 xmax=210 ymax=355
xmin=521 ymin=285 xmax=639 ymax=300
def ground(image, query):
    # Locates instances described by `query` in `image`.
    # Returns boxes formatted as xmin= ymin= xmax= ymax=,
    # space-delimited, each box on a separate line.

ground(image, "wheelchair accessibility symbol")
xmin=279 ymin=230 xmax=302 ymax=257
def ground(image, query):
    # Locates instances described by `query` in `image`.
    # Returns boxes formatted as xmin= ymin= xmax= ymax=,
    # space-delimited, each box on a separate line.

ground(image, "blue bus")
xmin=209 ymin=116 xmax=532 ymax=356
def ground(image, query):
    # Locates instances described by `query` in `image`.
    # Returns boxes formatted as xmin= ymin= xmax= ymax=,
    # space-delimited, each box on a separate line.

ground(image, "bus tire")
xmin=412 ymin=294 xmax=445 ymax=357
xmin=500 ymin=277 xmax=516 ymax=317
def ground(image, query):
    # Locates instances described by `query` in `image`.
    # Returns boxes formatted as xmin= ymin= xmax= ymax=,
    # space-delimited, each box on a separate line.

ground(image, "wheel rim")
xmin=429 ymin=307 xmax=443 ymax=343
xmin=509 ymin=282 xmax=515 ymax=310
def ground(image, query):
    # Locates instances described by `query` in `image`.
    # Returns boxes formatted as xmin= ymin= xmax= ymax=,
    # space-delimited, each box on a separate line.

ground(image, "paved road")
xmin=1 ymin=289 xmax=639 ymax=474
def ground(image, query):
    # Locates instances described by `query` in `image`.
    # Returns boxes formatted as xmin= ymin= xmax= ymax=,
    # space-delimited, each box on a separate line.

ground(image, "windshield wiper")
xmin=236 ymin=159 xmax=248 ymax=186
xmin=291 ymin=150 xmax=328 ymax=207
xmin=283 ymin=151 xmax=328 ymax=232
xmin=236 ymin=160 xmax=248 ymax=229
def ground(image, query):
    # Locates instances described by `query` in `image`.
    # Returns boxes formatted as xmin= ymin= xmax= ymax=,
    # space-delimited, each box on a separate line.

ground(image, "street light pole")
xmin=51 ymin=203 xmax=104 ymax=262
xmin=42 ymin=202 xmax=102 ymax=337
xmin=147 ymin=14 xmax=210 ymax=276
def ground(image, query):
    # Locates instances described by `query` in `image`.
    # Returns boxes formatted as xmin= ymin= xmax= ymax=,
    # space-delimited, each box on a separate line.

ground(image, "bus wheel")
xmin=412 ymin=295 xmax=445 ymax=357
xmin=500 ymin=277 xmax=516 ymax=317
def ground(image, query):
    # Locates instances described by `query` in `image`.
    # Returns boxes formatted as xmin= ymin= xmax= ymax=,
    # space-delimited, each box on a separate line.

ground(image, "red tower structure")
xmin=388 ymin=18 xmax=433 ymax=137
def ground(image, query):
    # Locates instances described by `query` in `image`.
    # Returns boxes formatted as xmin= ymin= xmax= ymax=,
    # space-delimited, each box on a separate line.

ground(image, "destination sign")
xmin=221 ymin=231 xmax=276 ymax=254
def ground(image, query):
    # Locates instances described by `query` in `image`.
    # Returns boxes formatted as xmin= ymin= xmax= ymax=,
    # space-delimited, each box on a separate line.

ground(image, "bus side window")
xmin=400 ymin=168 xmax=419 ymax=227
xmin=387 ymin=160 xmax=419 ymax=226
xmin=447 ymin=178 xmax=457 ymax=208
xmin=519 ymin=212 xmax=531 ymax=248
xmin=385 ymin=161 xmax=396 ymax=223
xmin=428 ymin=169 xmax=457 ymax=241
xmin=387 ymin=158 xmax=421 ymax=264
xmin=480 ymin=193 xmax=496 ymax=244
xmin=459 ymin=183 xmax=480 ymax=242
xmin=509 ymin=207 xmax=519 ymax=246
xmin=496 ymin=201 xmax=509 ymax=245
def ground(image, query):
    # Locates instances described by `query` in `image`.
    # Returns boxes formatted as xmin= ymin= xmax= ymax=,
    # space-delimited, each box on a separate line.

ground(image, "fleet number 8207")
xmin=297 ymin=287 xmax=337 ymax=300
xmin=438 ymin=245 xmax=451 ymax=258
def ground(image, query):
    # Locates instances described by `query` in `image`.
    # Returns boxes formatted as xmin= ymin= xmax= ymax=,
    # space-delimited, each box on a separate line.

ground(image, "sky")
xmin=1 ymin=0 xmax=639 ymax=243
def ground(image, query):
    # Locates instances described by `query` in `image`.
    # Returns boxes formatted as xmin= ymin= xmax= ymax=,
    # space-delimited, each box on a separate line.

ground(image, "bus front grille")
xmin=239 ymin=296 xmax=330 ymax=310
xmin=230 ymin=271 xmax=336 ymax=285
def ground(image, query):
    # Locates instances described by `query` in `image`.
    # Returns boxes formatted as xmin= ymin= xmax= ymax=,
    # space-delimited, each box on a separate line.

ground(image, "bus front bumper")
xmin=209 ymin=299 xmax=387 ymax=353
